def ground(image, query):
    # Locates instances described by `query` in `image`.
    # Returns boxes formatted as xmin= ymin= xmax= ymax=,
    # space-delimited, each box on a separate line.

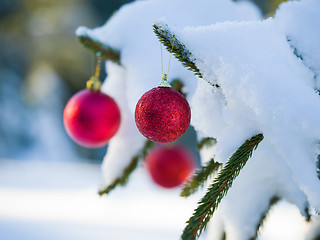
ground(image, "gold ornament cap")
xmin=86 ymin=76 xmax=101 ymax=91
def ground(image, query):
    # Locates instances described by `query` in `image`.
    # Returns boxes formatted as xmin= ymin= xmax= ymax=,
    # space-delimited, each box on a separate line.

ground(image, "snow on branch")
xmin=181 ymin=133 xmax=264 ymax=240
xmin=153 ymin=24 xmax=219 ymax=88
xmin=77 ymin=35 xmax=120 ymax=64
xmin=181 ymin=158 xmax=221 ymax=197
xmin=251 ymin=196 xmax=280 ymax=240
xmin=98 ymin=140 xmax=154 ymax=196
xmin=196 ymin=137 xmax=217 ymax=150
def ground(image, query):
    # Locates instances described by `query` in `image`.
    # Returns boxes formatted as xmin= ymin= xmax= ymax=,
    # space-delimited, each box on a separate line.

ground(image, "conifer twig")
xmin=181 ymin=158 xmax=221 ymax=197
xmin=181 ymin=138 xmax=219 ymax=197
xmin=98 ymin=140 xmax=154 ymax=196
xmin=196 ymin=137 xmax=217 ymax=150
xmin=153 ymin=24 xmax=219 ymax=88
xmin=249 ymin=196 xmax=280 ymax=240
xmin=304 ymin=206 xmax=311 ymax=222
xmin=153 ymin=24 xmax=201 ymax=78
xmin=77 ymin=35 xmax=120 ymax=64
xmin=181 ymin=133 xmax=264 ymax=240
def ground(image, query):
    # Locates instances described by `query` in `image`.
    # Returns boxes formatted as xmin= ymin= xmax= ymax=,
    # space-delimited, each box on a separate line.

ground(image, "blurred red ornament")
xmin=135 ymin=87 xmax=191 ymax=143
xmin=63 ymin=89 xmax=121 ymax=148
xmin=145 ymin=144 xmax=196 ymax=188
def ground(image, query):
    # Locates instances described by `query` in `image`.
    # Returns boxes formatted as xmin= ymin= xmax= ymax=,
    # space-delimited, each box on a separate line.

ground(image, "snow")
xmin=256 ymin=200 xmax=308 ymax=240
xmin=74 ymin=0 xmax=320 ymax=239
xmin=99 ymin=62 xmax=146 ymax=188
xmin=0 ymin=159 xmax=311 ymax=240
xmin=207 ymin=139 xmax=309 ymax=240
xmin=0 ymin=160 xmax=205 ymax=240
xmin=275 ymin=0 xmax=320 ymax=90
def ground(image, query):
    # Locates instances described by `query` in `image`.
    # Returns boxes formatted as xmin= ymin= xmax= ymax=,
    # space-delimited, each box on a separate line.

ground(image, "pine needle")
xmin=181 ymin=158 xmax=221 ymax=197
xmin=196 ymin=137 xmax=217 ymax=150
xmin=249 ymin=196 xmax=280 ymax=240
xmin=77 ymin=35 xmax=120 ymax=64
xmin=153 ymin=24 xmax=220 ymax=88
xmin=181 ymin=134 xmax=264 ymax=240
xmin=98 ymin=140 xmax=154 ymax=196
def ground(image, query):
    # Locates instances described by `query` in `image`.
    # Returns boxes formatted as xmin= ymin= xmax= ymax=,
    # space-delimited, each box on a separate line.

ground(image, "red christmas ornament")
xmin=63 ymin=88 xmax=121 ymax=148
xmin=135 ymin=75 xmax=191 ymax=143
xmin=145 ymin=144 xmax=196 ymax=188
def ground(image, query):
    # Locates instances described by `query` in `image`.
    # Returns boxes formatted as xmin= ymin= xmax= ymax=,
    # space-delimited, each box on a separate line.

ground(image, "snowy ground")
xmin=0 ymin=159 xmax=308 ymax=240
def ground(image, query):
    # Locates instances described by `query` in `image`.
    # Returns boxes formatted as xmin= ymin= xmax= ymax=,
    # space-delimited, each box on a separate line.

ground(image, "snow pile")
xmin=176 ymin=0 xmax=320 ymax=238
xmin=76 ymin=0 xmax=320 ymax=239
xmin=276 ymin=0 xmax=320 ymax=90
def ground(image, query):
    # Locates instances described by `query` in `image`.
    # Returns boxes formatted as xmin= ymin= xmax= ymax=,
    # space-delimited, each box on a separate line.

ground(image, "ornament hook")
xmin=159 ymin=35 xmax=175 ymax=88
xmin=87 ymin=55 xmax=102 ymax=91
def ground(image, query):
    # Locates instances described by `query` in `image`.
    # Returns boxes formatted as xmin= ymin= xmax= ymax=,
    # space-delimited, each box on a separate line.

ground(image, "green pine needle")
xmin=305 ymin=206 xmax=311 ymax=222
xmin=181 ymin=137 xmax=219 ymax=197
xmin=98 ymin=140 xmax=154 ymax=196
xmin=98 ymin=156 xmax=139 ymax=196
xmin=181 ymin=158 xmax=221 ymax=197
xmin=153 ymin=24 xmax=202 ymax=78
xmin=249 ymin=196 xmax=280 ymax=240
xmin=197 ymin=137 xmax=217 ymax=150
xmin=77 ymin=35 xmax=120 ymax=64
xmin=153 ymin=24 xmax=220 ymax=88
xmin=181 ymin=134 xmax=264 ymax=240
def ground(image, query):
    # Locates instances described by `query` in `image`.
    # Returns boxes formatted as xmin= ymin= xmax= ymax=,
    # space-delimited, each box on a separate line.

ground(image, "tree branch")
xmin=153 ymin=23 xmax=219 ymax=88
xmin=249 ymin=196 xmax=280 ymax=240
xmin=77 ymin=35 xmax=120 ymax=64
xmin=181 ymin=133 xmax=264 ymax=240
xmin=181 ymin=158 xmax=221 ymax=197
xmin=98 ymin=140 xmax=154 ymax=196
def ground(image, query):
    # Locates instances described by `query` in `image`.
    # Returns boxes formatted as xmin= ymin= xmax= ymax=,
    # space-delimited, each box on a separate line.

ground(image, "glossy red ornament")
xmin=135 ymin=87 xmax=191 ymax=143
xmin=145 ymin=144 xmax=196 ymax=188
xmin=63 ymin=89 xmax=121 ymax=148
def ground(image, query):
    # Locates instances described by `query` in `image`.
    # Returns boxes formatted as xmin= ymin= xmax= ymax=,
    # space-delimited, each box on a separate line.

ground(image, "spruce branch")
xmin=98 ymin=140 xmax=154 ymax=196
xmin=249 ymin=196 xmax=280 ymax=240
xmin=153 ymin=24 xmax=201 ymax=77
xmin=77 ymin=35 xmax=120 ymax=64
xmin=304 ymin=206 xmax=311 ymax=222
xmin=181 ymin=133 xmax=264 ymax=240
xmin=153 ymin=24 xmax=219 ymax=88
xmin=221 ymin=232 xmax=226 ymax=240
xmin=181 ymin=158 xmax=221 ymax=197
xmin=181 ymin=137 xmax=219 ymax=197
xmin=170 ymin=78 xmax=185 ymax=95
xmin=197 ymin=137 xmax=217 ymax=151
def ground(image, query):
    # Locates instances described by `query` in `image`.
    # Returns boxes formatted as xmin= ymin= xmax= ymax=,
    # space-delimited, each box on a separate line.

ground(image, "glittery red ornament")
xmin=135 ymin=87 xmax=191 ymax=143
xmin=63 ymin=89 xmax=121 ymax=148
xmin=145 ymin=144 xmax=196 ymax=188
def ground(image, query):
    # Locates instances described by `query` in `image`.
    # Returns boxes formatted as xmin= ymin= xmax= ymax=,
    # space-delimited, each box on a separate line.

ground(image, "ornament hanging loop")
xmin=158 ymin=35 xmax=175 ymax=88
xmin=87 ymin=55 xmax=102 ymax=91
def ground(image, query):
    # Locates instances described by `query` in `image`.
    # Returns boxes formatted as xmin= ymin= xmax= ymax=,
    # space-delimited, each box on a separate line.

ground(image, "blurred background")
xmin=0 ymin=0 xmax=134 ymax=162
xmin=1 ymin=1 xmax=306 ymax=240
xmin=0 ymin=0 xmax=285 ymax=163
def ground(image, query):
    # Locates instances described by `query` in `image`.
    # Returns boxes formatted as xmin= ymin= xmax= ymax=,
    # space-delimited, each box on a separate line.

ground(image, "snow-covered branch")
xmin=182 ymin=134 xmax=264 ymax=240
